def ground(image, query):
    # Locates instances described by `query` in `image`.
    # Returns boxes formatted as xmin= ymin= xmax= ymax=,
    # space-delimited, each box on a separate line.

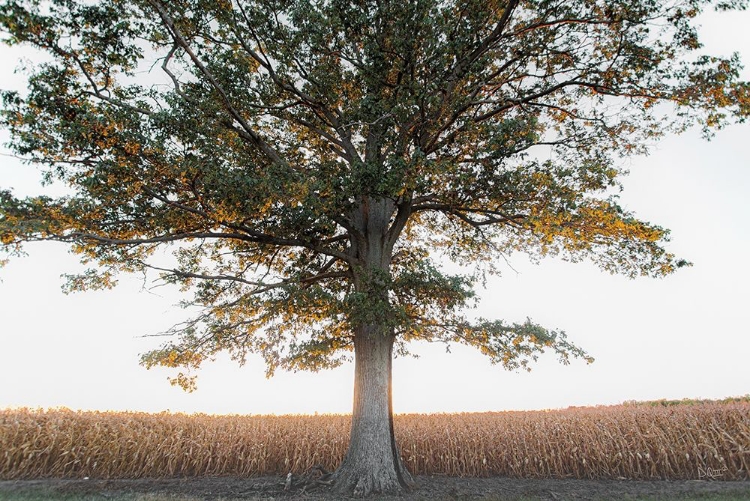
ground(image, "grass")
xmin=2 ymin=484 xmax=750 ymax=501
xmin=550 ymin=496 xmax=750 ymax=501
xmin=0 ymin=491 xmax=208 ymax=501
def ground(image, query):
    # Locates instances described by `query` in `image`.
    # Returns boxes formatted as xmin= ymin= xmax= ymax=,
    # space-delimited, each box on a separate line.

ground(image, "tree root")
xmin=283 ymin=464 xmax=334 ymax=494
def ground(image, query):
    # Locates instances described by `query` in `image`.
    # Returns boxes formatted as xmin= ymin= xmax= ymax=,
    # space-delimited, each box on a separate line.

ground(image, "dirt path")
xmin=2 ymin=476 xmax=750 ymax=500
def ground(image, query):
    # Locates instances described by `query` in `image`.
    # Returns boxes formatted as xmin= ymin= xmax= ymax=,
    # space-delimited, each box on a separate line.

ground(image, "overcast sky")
xmin=1 ymin=7 xmax=748 ymax=415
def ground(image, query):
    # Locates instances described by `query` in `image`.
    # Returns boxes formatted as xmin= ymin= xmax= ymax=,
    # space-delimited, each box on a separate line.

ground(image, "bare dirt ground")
xmin=2 ymin=476 xmax=750 ymax=500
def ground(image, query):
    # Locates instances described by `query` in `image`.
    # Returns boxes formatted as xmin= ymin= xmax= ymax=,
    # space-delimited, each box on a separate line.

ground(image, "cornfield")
xmin=1 ymin=402 xmax=748 ymax=480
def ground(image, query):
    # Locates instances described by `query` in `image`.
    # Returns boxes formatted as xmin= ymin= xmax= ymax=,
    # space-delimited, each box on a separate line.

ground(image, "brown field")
xmin=1 ymin=401 xmax=748 ymax=481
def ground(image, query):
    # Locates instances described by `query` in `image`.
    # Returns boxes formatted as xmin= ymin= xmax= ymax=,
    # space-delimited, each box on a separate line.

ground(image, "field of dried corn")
xmin=1 ymin=402 xmax=748 ymax=481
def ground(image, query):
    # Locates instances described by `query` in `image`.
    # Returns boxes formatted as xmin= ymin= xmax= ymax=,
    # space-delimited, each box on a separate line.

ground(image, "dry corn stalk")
xmin=1 ymin=402 xmax=748 ymax=480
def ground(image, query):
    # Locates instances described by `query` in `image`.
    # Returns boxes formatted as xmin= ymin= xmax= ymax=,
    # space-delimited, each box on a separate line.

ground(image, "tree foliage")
xmin=1 ymin=0 xmax=748 ymax=389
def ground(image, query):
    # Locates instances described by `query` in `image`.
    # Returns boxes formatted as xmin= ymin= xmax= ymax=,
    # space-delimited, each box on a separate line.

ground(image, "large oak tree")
xmin=1 ymin=0 xmax=748 ymax=495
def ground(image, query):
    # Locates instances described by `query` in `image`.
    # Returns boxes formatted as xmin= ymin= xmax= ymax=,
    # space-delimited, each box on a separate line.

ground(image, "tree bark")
xmin=332 ymin=325 xmax=415 ymax=496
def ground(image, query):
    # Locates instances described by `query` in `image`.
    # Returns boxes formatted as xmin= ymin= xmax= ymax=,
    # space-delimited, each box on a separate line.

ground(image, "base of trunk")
xmin=331 ymin=456 xmax=415 ymax=496
xmin=330 ymin=329 xmax=415 ymax=497
xmin=330 ymin=308 xmax=415 ymax=497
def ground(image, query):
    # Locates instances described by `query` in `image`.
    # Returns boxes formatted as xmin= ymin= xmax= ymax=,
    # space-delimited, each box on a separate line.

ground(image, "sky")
xmin=0 ymin=7 xmax=749 ymax=416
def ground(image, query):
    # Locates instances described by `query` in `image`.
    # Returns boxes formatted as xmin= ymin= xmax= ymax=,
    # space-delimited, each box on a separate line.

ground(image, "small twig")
xmin=284 ymin=472 xmax=292 ymax=491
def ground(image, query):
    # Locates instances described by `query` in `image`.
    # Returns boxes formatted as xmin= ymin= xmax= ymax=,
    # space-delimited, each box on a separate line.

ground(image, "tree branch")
xmin=147 ymin=0 xmax=290 ymax=169
xmin=230 ymin=0 xmax=362 ymax=165
xmin=411 ymin=203 xmax=526 ymax=228
xmin=444 ymin=0 xmax=521 ymax=84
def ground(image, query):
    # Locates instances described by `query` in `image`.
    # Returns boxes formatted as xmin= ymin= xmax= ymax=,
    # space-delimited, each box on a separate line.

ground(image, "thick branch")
xmin=142 ymin=262 xmax=350 ymax=295
xmin=147 ymin=0 xmax=289 ymax=169
xmin=65 ymin=230 xmax=260 ymax=246
xmin=445 ymin=0 xmax=521 ymax=84
xmin=230 ymin=0 xmax=362 ymax=164
xmin=386 ymin=197 xmax=413 ymax=254
xmin=139 ymin=186 xmax=353 ymax=263
xmin=411 ymin=203 xmax=526 ymax=228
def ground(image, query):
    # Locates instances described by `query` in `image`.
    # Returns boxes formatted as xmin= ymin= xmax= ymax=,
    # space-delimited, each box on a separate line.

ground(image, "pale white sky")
xmin=1 ymin=8 xmax=748 ymax=415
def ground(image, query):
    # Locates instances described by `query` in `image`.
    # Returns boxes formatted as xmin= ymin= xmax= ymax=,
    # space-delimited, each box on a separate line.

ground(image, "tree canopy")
xmin=0 ymin=0 xmax=747 ymax=410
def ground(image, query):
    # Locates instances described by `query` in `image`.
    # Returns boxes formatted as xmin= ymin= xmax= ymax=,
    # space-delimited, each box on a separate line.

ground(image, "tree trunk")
xmin=331 ymin=196 xmax=413 ymax=495
xmin=332 ymin=325 xmax=415 ymax=496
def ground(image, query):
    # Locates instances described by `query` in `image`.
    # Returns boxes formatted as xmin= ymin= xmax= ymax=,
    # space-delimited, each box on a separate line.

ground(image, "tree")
xmin=1 ymin=0 xmax=748 ymax=494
